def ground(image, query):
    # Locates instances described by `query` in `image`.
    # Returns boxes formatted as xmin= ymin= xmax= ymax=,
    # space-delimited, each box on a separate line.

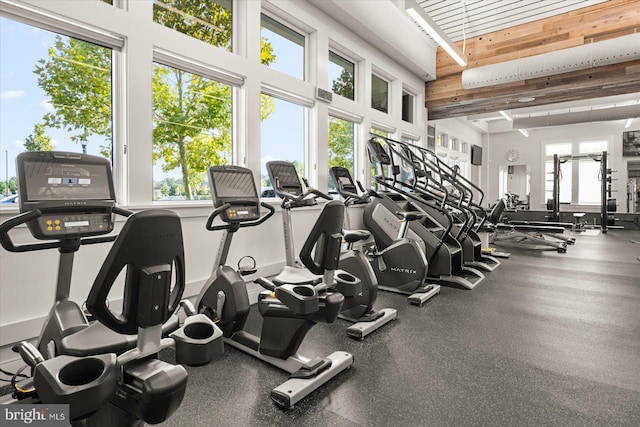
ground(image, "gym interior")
xmin=0 ymin=0 xmax=639 ymax=425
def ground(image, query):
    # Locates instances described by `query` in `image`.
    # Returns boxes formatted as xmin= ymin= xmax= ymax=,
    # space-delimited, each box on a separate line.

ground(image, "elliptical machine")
xmin=195 ymin=165 xmax=353 ymax=409
xmin=266 ymin=160 xmax=398 ymax=336
xmin=330 ymin=166 xmax=440 ymax=305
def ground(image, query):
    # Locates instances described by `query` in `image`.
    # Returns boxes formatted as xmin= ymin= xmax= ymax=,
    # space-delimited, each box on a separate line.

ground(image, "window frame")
xmin=259 ymin=89 xmax=311 ymax=197
xmin=260 ymin=10 xmax=307 ymax=81
xmin=328 ymin=49 xmax=356 ymax=101
xmin=402 ymin=88 xmax=415 ymax=124
xmin=542 ymin=139 xmax=609 ymax=207
xmin=328 ymin=112 xmax=358 ymax=190
xmin=371 ymin=72 xmax=389 ymax=114
xmin=150 ymin=56 xmax=238 ymax=202
xmin=0 ymin=8 xmax=123 ymax=208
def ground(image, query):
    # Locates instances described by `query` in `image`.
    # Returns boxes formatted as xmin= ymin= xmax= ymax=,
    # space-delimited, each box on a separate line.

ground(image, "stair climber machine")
xmin=265 ymin=161 xmax=398 ymax=338
xmin=0 ymin=151 xmax=223 ymax=425
xmin=195 ymin=165 xmax=354 ymax=409
xmin=390 ymin=137 xmax=501 ymax=272
xmin=366 ymin=137 xmax=485 ymax=290
xmin=329 ymin=166 xmax=440 ymax=305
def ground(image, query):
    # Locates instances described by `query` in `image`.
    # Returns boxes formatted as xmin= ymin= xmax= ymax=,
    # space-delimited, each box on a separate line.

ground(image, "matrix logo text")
xmin=2 ymin=405 xmax=68 ymax=426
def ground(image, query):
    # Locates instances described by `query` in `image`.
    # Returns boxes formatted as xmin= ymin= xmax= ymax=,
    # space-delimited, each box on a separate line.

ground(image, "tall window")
xmin=260 ymin=14 xmax=305 ymax=80
xmin=0 ymin=17 xmax=113 ymax=199
xmin=152 ymin=63 xmax=232 ymax=201
xmin=543 ymin=140 xmax=608 ymax=205
xmin=153 ymin=0 xmax=233 ymax=52
xmin=261 ymin=94 xmax=306 ymax=195
xmin=545 ymin=143 xmax=572 ymax=204
xmin=578 ymin=141 xmax=608 ymax=205
xmin=371 ymin=74 xmax=388 ymax=113
xmin=329 ymin=51 xmax=354 ymax=100
xmin=328 ymin=116 xmax=355 ymax=189
xmin=402 ymin=90 xmax=414 ymax=123
xmin=369 ymin=129 xmax=388 ymax=189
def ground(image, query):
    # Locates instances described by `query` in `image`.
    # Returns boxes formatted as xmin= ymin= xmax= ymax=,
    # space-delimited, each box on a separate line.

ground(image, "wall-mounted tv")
xmin=623 ymin=130 xmax=640 ymax=157
xmin=471 ymin=144 xmax=483 ymax=166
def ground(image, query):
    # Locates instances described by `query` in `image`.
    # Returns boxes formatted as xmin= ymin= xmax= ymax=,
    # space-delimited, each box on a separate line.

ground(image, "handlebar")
xmin=255 ymin=277 xmax=276 ymax=292
xmin=206 ymin=201 xmax=276 ymax=231
xmin=279 ymin=183 xmax=332 ymax=209
xmin=336 ymin=179 xmax=382 ymax=206
xmin=0 ymin=207 xmax=133 ymax=253
xmin=396 ymin=211 xmax=425 ymax=222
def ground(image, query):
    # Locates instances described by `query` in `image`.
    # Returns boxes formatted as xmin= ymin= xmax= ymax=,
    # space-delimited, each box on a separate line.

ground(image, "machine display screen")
xmin=339 ymin=176 xmax=353 ymax=187
xmin=267 ymin=162 xmax=303 ymax=195
xmin=210 ymin=168 xmax=258 ymax=201
xmin=273 ymin=166 xmax=300 ymax=187
xmin=21 ymin=159 xmax=114 ymax=201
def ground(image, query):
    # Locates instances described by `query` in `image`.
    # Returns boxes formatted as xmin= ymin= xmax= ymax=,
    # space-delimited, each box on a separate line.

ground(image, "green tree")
xmin=33 ymin=37 xmax=112 ymax=157
xmin=24 ymin=123 xmax=55 ymax=152
xmin=331 ymin=68 xmax=354 ymax=100
xmin=33 ymin=0 xmax=276 ymax=200
xmin=161 ymin=182 xmax=171 ymax=197
xmin=150 ymin=2 xmax=276 ymax=199
xmin=152 ymin=0 xmax=233 ymax=52
xmin=7 ymin=177 xmax=18 ymax=194
xmin=328 ymin=117 xmax=354 ymax=189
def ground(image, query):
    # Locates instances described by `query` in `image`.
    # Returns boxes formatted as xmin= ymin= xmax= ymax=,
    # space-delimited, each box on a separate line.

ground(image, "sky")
xmin=0 ymin=18 xmax=106 ymax=182
xmin=0 ymin=16 xmax=345 ymax=189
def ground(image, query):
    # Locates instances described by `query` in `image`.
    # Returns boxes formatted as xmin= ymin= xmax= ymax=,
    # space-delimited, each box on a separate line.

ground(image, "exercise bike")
xmin=1 ymin=151 xmax=222 ymax=425
xmin=330 ymin=166 xmax=440 ymax=305
xmin=266 ymin=160 xmax=398 ymax=337
xmin=0 ymin=152 xmax=194 ymax=360
xmin=195 ymin=165 xmax=353 ymax=409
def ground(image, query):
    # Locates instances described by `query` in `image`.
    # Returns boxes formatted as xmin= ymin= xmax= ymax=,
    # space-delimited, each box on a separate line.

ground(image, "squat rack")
xmin=548 ymin=151 xmax=614 ymax=233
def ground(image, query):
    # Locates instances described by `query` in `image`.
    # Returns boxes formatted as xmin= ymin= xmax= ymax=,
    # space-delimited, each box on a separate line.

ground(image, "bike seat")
xmin=343 ymin=229 xmax=371 ymax=243
xmin=272 ymin=266 xmax=322 ymax=286
xmin=59 ymin=315 xmax=180 ymax=357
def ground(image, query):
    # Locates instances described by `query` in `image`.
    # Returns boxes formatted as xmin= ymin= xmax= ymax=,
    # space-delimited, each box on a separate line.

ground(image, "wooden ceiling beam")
xmin=425 ymin=0 xmax=640 ymax=120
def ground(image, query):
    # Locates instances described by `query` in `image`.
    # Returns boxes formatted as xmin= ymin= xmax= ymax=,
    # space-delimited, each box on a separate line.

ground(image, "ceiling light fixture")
xmin=499 ymin=110 xmax=513 ymax=121
xmin=406 ymin=4 xmax=467 ymax=67
xmin=625 ymin=118 xmax=634 ymax=128
xmin=518 ymin=129 xmax=530 ymax=137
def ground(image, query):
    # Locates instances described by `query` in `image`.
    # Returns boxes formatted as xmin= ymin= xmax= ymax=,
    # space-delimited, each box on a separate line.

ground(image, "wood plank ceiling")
xmin=420 ymin=0 xmax=640 ymax=120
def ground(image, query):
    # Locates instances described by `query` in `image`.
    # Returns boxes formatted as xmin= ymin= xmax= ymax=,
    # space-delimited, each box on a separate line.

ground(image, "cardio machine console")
xmin=266 ymin=161 xmax=304 ymax=197
xmin=367 ymin=137 xmax=391 ymax=165
xmin=16 ymin=151 xmax=116 ymax=240
xmin=330 ymin=166 xmax=358 ymax=196
xmin=208 ymin=165 xmax=260 ymax=222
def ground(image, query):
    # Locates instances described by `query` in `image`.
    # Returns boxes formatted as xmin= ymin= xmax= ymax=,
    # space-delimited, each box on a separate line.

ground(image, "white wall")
xmin=485 ymin=121 xmax=631 ymax=211
xmin=428 ymin=117 xmax=485 ymax=202
xmin=0 ymin=0 xmax=434 ymax=365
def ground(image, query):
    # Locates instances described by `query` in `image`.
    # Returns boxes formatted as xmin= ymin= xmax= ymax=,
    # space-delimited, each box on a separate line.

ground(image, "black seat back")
xmin=299 ymin=200 xmax=345 ymax=275
xmin=488 ymin=199 xmax=506 ymax=225
xmin=87 ymin=209 xmax=185 ymax=335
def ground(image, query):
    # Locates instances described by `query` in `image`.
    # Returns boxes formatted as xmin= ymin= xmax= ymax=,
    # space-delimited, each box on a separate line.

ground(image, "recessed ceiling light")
xmin=518 ymin=97 xmax=536 ymax=103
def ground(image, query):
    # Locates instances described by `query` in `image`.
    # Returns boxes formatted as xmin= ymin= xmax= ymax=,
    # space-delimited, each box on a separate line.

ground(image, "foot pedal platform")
xmin=407 ymin=284 xmax=440 ymax=305
xmin=346 ymin=308 xmax=397 ymax=340
xmin=270 ymin=351 xmax=353 ymax=410
xmin=491 ymin=251 xmax=511 ymax=258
